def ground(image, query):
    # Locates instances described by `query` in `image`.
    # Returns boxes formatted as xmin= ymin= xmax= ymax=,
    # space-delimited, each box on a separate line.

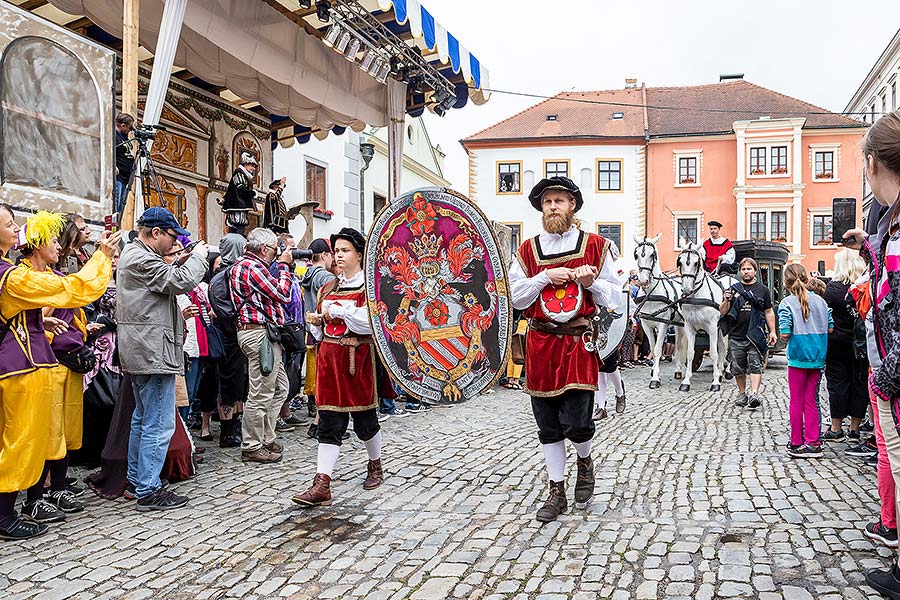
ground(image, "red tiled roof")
xmin=646 ymin=80 xmax=863 ymax=136
xmin=461 ymin=80 xmax=864 ymax=145
xmin=461 ymin=88 xmax=646 ymax=143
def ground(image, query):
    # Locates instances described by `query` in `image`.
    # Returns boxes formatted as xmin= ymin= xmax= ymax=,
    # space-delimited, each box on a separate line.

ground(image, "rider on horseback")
xmin=702 ymin=220 xmax=736 ymax=275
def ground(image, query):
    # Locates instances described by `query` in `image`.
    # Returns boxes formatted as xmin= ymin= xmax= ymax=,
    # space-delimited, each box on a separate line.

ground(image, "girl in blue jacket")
xmin=778 ymin=263 xmax=833 ymax=458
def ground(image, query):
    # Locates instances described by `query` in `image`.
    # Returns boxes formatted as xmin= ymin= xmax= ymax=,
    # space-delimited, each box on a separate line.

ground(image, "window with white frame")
xmin=749 ymin=147 xmax=766 ymax=175
xmin=810 ymin=144 xmax=840 ymax=181
xmin=497 ymin=162 xmax=521 ymax=194
xmin=771 ymin=146 xmax=788 ymax=174
xmin=544 ymin=160 xmax=569 ymax=179
xmin=750 ymin=212 xmax=766 ymax=240
xmin=597 ymin=159 xmax=622 ymax=191
xmin=893 ymin=81 xmax=897 ymax=111
xmin=771 ymin=211 xmax=787 ymax=241
xmin=677 ymin=218 xmax=698 ymax=246
xmin=812 ymin=213 xmax=833 ymax=246
xmin=678 ymin=157 xmax=697 ymax=184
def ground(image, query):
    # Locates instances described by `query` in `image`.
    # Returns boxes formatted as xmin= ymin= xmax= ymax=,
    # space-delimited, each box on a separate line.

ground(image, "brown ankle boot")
xmin=574 ymin=456 xmax=595 ymax=508
xmin=536 ymin=480 xmax=567 ymax=523
xmin=363 ymin=459 xmax=383 ymax=490
xmin=292 ymin=473 xmax=332 ymax=507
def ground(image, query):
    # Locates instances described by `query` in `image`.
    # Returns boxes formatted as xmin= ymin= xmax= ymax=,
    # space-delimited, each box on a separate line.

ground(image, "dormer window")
xmin=546 ymin=114 xmax=558 ymax=121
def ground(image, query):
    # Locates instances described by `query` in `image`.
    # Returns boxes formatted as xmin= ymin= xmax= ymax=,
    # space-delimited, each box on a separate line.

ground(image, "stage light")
xmin=368 ymin=57 xmax=383 ymax=77
xmin=344 ymin=38 xmax=360 ymax=61
xmin=298 ymin=0 xmax=311 ymax=9
xmin=316 ymin=0 xmax=330 ymax=22
xmin=335 ymin=30 xmax=351 ymax=53
xmin=322 ymin=24 xmax=341 ymax=48
xmin=409 ymin=74 xmax=424 ymax=94
xmin=360 ymin=50 xmax=377 ymax=71
xmin=375 ymin=61 xmax=390 ymax=83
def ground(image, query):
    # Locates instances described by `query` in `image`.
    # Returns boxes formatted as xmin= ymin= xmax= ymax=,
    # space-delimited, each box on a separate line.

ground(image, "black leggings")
xmin=317 ymin=409 xmax=379 ymax=446
xmin=825 ymin=339 xmax=868 ymax=420
xmin=26 ymin=455 xmax=69 ymax=503
xmin=531 ymin=389 xmax=595 ymax=444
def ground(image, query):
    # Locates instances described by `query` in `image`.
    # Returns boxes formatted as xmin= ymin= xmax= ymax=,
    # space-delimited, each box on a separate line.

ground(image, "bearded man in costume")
xmin=509 ymin=176 xmax=624 ymax=523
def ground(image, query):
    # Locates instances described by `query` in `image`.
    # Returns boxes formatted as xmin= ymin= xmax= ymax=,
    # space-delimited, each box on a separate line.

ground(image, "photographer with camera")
xmin=114 ymin=114 xmax=135 ymax=215
xmin=229 ymin=228 xmax=295 ymax=464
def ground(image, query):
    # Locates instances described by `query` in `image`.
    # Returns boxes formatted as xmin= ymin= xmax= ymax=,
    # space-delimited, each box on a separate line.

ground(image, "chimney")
xmin=625 ymin=78 xmax=638 ymax=89
xmin=719 ymin=73 xmax=744 ymax=82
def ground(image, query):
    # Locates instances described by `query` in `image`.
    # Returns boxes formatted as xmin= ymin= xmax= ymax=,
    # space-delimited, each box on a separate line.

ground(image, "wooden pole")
xmin=121 ymin=0 xmax=139 ymax=229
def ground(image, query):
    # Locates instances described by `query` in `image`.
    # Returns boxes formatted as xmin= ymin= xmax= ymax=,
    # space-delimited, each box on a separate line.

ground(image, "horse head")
xmin=676 ymin=241 xmax=705 ymax=295
xmin=632 ymin=232 xmax=662 ymax=286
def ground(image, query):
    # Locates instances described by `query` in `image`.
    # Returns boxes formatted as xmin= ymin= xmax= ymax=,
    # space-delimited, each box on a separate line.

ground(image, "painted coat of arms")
xmin=366 ymin=188 xmax=512 ymax=403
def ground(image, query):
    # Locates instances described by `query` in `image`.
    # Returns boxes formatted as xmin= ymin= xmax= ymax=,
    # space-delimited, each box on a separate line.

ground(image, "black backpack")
xmin=208 ymin=265 xmax=237 ymax=323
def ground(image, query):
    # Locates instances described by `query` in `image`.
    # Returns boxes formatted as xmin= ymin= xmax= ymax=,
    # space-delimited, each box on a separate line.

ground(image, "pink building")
xmin=645 ymin=79 xmax=867 ymax=273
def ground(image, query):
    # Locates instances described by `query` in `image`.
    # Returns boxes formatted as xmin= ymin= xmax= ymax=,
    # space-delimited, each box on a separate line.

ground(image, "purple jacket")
xmin=0 ymin=261 xmax=57 ymax=379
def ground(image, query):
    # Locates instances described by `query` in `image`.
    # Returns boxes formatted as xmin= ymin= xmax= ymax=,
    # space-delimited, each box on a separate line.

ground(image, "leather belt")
xmin=528 ymin=317 xmax=590 ymax=337
xmin=322 ymin=335 xmax=373 ymax=376
xmin=237 ymin=323 xmax=266 ymax=331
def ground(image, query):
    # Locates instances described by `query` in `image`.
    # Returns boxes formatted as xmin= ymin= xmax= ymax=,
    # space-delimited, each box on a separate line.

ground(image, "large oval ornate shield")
xmin=366 ymin=188 xmax=512 ymax=403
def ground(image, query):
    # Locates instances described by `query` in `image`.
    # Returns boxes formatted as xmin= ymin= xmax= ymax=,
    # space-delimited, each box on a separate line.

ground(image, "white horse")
xmin=632 ymin=234 xmax=687 ymax=389
xmin=675 ymin=242 xmax=735 ymax=392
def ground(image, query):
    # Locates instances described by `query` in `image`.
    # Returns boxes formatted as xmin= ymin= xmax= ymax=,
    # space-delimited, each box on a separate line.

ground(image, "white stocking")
xmin=542 ymin=441 xmax=566 ymax=482
xmin=317 ymin=444 xmax=340 ymax=477
xmin=609 ymin=369 xmax=624 ymax=397
xmin=595 ymin=373 xmax=608 ymax=411
xmin=572 ymin=440 xmax=592 ymax=459
xmin=364 ymin=432 xmax=382 ymax=461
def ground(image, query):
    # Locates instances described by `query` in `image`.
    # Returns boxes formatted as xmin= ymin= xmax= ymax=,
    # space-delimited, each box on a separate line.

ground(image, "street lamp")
xmin=359 ymin=141 xmax=375 ymax=231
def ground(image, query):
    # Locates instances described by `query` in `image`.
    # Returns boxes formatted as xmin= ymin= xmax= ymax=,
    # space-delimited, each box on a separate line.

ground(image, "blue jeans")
xmin=114 ymin=179 xmax=128 ymax=215
xmin=185 ymin=357 xmax=203 ymax=405
xmin=379 ymin=396 xmax=397 ymax=413
xmin=128 ymin=374 xmax=177 ymax=499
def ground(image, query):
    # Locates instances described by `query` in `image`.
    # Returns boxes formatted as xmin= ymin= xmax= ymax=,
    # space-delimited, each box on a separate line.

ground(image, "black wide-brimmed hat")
xmin=708 ymin=220 xmax=723 ymax=228
xmin=330 ymin=227 xmax=365 ymax=254
xmin=528 ymin=176 xmax=583 ymax=212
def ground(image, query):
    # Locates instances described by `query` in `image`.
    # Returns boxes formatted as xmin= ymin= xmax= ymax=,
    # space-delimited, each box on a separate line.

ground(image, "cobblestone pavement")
xmin=1 ymin=359 xmax=893 ymax=599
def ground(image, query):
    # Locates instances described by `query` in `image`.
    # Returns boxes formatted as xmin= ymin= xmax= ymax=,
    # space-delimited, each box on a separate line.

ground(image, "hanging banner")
xmin=366 ymin=187 xmax=512 ymax=403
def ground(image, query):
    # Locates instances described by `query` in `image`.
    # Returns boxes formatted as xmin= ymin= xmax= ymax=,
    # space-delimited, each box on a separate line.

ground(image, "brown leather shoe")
xmin=292 ymin=473 xmax=332 ymax=507
xmin=363 ymin=459 xmax=383 ymax=490
xmin=592 ymin=408 xmax=608 ymax=421
xmin=264 ymin=441 xmax=284 ymax=454
xmin=574 ymin=456 xmax=595 ymax=508
xmin=615 ymin=394 xmax=626 ymax=414
xmin=536 ymin=480 xmax=567 ymax=523
xmin=241 ymin=447 xmax=282 ymax=463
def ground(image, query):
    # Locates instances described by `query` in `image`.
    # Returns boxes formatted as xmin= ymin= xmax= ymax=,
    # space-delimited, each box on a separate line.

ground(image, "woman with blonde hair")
xmin=821 ymin=249 xmax=870 ymax=444
xmin=778 ymin=263 xmax=832 ymax=459
xmin=0 ymin=206 xmax=118 ymax=540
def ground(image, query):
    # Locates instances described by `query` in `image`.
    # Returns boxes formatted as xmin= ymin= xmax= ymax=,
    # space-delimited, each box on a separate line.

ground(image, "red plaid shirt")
xmin=229 ymin=253 xmax=292 ymax=326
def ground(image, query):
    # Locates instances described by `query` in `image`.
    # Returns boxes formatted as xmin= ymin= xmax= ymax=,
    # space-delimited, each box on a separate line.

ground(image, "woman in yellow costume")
xmin=18 ymin=211 xmax=95 ymax=523
xmin=0 ymin=206 xmax=119 ymax=541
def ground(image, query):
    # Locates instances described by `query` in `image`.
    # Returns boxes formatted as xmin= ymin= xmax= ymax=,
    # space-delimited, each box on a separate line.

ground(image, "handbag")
xmin=511 ymin=330 xmax=526 ymax=366
xmin=205 ymin=322 xmax=226 ymax=361
xmin=54 ymin=345 xmax=97 ymax=374
xmin=260 ymin=324 xmax=278 ymax=376
xmin=279 ymin=321 xmax=307 ymax=355
xmin=83 ymin=367 xmax=122 ymax=411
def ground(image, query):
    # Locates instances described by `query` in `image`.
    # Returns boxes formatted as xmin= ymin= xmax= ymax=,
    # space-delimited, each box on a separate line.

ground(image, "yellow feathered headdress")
xmin=20 ymin=211 xmax=65 ymax=249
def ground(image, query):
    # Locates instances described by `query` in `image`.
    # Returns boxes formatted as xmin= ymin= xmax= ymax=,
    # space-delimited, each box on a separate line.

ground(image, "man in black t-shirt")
xmin=719 ymin=257 xmax=777 ymax=409
xmin=114 ymin=113 xmax=135 ymax=215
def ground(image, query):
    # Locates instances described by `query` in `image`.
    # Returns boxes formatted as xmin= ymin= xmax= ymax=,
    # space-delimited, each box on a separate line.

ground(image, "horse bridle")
xmin=633 ymin=241 xmax=683 ymax=322
xmin=677 ymin=247 xmax=725 ymax=308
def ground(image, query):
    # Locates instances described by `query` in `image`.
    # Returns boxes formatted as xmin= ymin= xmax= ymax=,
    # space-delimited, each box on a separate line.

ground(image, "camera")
xmin=133 ymin=123 xmax=167 ymax=141
xmin=278 ymin=243 xmax=313 ymax=261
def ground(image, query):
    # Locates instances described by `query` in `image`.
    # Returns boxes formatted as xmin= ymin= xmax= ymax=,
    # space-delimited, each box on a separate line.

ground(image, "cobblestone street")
xmin=1 ymin=359 xmax=893 ymax=600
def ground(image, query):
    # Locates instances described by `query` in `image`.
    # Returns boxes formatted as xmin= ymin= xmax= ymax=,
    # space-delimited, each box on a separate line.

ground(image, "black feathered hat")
xmin=528 ymin=176 xmax=583 ymax=212
xmin=330 ymin=227 xmax=365 ymax=254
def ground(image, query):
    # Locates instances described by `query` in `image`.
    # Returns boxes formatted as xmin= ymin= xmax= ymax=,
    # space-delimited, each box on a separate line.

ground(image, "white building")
xmin=274 ymin=116 xmax=449 ymax=244
xmin=460 ymin=87 xmax=648 ymax=261
xmin=846 ymin=26 xmax=900 ymax=210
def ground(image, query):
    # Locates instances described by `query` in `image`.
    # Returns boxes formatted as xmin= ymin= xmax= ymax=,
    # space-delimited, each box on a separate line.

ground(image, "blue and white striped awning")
xmin=373 ymin=0 xmax=490 ymax=107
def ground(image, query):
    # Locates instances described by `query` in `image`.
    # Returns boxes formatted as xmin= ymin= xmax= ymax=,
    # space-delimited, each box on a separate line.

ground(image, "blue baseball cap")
xmin=137 ymin=206 xmax=189 ymax=236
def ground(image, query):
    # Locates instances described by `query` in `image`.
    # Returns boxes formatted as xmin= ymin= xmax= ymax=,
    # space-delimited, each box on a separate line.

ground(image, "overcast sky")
xmin=419 ymin=0 xmax=900 ymax=192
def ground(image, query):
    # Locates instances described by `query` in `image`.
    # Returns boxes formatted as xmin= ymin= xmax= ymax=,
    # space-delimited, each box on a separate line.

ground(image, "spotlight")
xmin=375 ymin=61 xmax=390 ymax=84
xmin=360 ymin=50 xmax=377 ymax=71
xmin=433 ymin=104 xmax=446 ymax=117
xmin=368 ymin=57 xmax=383 ymax=77
xmin=322 ymin=24 xmax=341 ymax=48
xmin=298 ymin=0 xmax=311 ymax=8
xmin=408 ymin=74 xmax=424 ymax=94
xmin=335 ymin=30 xmax=351 ymax=53
xmin=389 ymin=56 xmax=401 ymax=75
xmin=434 ymin=89 xmax=450 ymax=105
xmin=344 ymin=38 xmax=360 ymax=61
xmin=442 ymin=92 xmax=457 ymax=111
xmin=316 ymin=0 xmax=330 ymax=22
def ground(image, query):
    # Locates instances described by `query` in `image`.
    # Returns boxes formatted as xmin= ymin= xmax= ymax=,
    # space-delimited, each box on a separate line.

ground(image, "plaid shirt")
xmin=229 ymin=253 xmax=292 ymax=326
